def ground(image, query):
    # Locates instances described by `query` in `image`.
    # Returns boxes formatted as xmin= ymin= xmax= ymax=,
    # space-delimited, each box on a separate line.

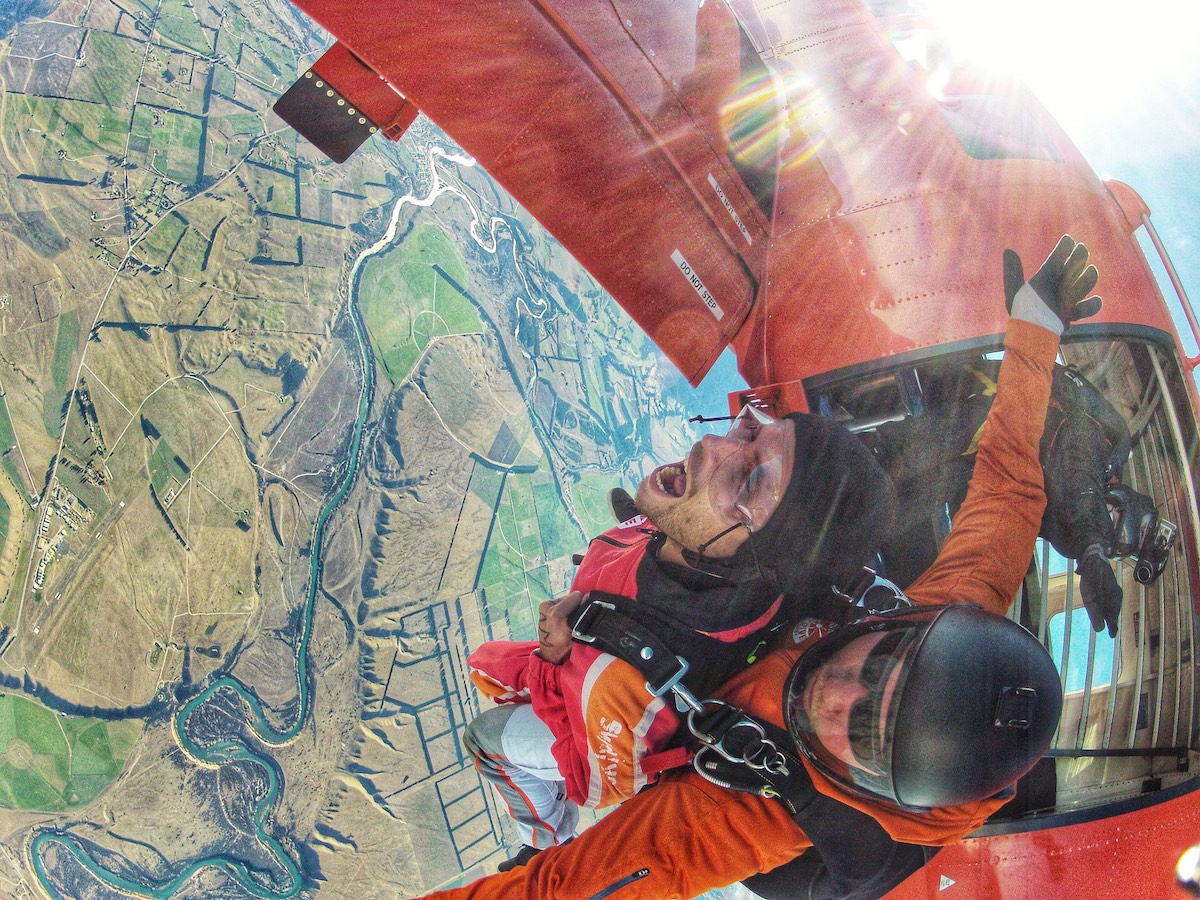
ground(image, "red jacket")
xmin=468 ymin=517 xmax=780 ymax=808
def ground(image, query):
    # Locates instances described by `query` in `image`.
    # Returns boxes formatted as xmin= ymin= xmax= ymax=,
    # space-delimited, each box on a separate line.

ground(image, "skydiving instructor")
xmin=422 ymin=235 xmax=1100 ymax=899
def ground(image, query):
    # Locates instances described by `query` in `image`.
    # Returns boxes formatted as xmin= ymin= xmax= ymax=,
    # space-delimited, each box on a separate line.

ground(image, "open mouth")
xmin=653 ymin=462 xmax=687 ymax=498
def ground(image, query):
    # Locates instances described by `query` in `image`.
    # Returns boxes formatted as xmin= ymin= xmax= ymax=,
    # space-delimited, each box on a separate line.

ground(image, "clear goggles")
xmin=705 ymin=406 xmax=790 ymax=532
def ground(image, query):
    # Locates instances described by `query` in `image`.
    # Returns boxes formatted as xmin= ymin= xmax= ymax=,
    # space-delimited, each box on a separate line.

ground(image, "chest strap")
xmin=570 ymin=595 xmax=797 ymax=794
xmin=570 ymin=595 xmax=691 ymax=699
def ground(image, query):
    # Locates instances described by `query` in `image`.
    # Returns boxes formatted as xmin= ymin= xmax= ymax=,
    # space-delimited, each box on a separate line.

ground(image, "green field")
xmin=533 ymin=479 xmax=584 ymax=562
xmin=580 ymin=353 xmax=609 ymax=422
xmin=155 ymin=0 xmax=215 ymax=56
xmin=556 ymin=316 xmax=579 ymax=360
xmin=525 ymin=564 xmax=553 ymax=608
xmin=169 ymin=224 xmax=214 ymax=280
xmin=477 ymin=558 xmax=558 ymax=641
xmin=0 ymin=695 xmax=141 ymax=811
xmin=137 ymin=211 xmax=189 ymax=269
xmin=224 ymin=112 xmax=263 ymax=136
xmin=211 ymin=58 xmax=238 ymax=98
xmin=130 ymin=105 xmax=203 ymax=186
xmin=42 ymin=311 xmax=80 ymax=437
xmin=478 ymin=466 xmax=583 ymax=633
xmin=573 ymin=471 xmax=629 ymax=537
xmin=76 ymin=31 xmax=143 ymax=108
xmin=219 ymin=7 xmax=296 ymax=83
xmin=12 ymin=95 xmax=128 ymax=163
xmin=478 ymin=477 xmax=532 ymax=591
xmin=504 ymin=416 xmax=542 ymax=469
xmin=468 ymin=463 xmax=504 ymax=508
xmin=148 ymin=439 xmax=190 ymax=495
xmin=480 ymin=577 xmax=537 ymax=640
xmin=0 ymin=397 xmax=17 ymax=451
xmin=266 ymin=170 xmax=298 ymax=217
xmin=359 ymin=224 xmax=482 ymax=385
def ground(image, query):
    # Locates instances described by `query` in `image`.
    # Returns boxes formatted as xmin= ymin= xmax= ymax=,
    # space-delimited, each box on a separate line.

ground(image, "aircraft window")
xmin=816 ymin=334 xmax=1199 ymax=823
xmin=1011 ymin=336 xmax=1198 ymax=820
xmin=727 ymin=25 xmax=779 ymax=219
xmin=1041 ymin=541 xmax=1070 ymax=578
xmin=1048 ymin=602 xmax=1116 ymax=692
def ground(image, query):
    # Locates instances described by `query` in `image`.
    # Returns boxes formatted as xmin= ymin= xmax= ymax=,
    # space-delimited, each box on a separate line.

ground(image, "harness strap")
xmin=571 ymin=596 xmax=810 ymax=797
xmin=693 ymin=717 xmax=807 ymax=811
xmin=570 ymin=597 xmax=690 ymax=697
xmin=640 ymin=746 xmax=693 ymax=775
xmin=570 ymin=598 xmax=932 ymax=898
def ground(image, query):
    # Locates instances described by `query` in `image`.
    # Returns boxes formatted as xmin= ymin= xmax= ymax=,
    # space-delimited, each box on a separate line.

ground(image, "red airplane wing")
xmin=281 ymin=0 xmax=774 ymax=385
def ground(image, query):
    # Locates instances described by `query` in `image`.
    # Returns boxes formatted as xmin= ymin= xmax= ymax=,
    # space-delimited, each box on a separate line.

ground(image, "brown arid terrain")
xmin=0 ymin=0 xmax=720 ymax=897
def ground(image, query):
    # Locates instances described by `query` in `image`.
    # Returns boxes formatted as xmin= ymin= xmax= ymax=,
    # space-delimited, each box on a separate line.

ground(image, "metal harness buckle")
xmin=686 ymin=699 xmax=790 ymax=776
xmin=646 ymin=655 xmax=689 ymax=698
xmin=569 ymin=599 xmax=615 ymax=643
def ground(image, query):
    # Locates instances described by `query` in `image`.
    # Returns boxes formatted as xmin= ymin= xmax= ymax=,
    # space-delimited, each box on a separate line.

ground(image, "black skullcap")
xmin=729 ymin=413 xmax=896 ymax=606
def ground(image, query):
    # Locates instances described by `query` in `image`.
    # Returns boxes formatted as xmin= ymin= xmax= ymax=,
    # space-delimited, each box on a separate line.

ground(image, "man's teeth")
xmin=656 ymin=464 xmax=686 ymax=497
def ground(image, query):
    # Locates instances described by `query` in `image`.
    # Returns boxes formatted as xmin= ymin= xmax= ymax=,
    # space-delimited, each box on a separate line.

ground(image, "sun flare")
xmin=916 ymin=0 xmax=1200 ymax=136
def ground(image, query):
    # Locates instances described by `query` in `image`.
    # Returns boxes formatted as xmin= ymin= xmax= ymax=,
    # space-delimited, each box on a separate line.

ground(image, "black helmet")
xmin=783 ymin=604 xmax=1062 ymax=810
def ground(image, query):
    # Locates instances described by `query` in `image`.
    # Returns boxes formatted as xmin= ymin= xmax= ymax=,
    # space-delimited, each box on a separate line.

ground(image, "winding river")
xmin=28 ymin=145 xmax=492 ymax=898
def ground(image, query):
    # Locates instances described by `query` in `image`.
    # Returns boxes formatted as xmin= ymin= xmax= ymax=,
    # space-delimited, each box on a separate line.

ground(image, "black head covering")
xmin=729 ymin=413 xmax=896 ymax=606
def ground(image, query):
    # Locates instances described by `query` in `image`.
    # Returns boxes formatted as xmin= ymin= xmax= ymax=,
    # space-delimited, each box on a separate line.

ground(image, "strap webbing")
xmin=570 ymin=596 xmax=689 ymax=696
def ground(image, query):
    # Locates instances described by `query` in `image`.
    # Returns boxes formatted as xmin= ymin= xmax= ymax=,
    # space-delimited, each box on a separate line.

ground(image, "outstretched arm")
xmin=1042 ymin=406 xmax=1123 ymax=636
xmin=420 ymin=768 xmax=810 ymax=900
xmin=907 ymin=236 xmax=1102 ymax=615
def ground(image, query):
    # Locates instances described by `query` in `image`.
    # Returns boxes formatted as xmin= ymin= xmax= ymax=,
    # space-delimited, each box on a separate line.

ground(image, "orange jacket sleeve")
xmin=420 ymin=767 xmax=812 ymax=900
xmin=905 ymin=320 xmax=1059 ymax=615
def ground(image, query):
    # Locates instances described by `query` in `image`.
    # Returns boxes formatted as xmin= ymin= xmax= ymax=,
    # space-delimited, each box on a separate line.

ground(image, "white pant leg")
xmin=465 ymin=704 xmax=579 ymax=849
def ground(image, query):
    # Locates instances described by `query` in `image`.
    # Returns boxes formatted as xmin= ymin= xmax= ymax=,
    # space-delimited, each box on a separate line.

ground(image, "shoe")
xmin=497 ymin=845 xmax=542 ymax=872
xmin=609 ymin=487 xmax=639 ymax=524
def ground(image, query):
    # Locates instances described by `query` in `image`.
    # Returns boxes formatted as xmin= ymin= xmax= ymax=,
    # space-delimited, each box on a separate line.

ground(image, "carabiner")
xmin=686 ymin=699 xmax=790 ymax=776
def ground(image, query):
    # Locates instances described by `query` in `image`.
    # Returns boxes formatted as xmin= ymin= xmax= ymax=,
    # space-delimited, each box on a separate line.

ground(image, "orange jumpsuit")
xmin=423 ymin=320 xmax=1058 ymax=900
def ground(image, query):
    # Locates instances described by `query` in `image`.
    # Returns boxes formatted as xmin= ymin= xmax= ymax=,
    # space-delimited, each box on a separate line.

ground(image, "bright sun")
xmin=916 ymin=0 xmax=1200 ymax=136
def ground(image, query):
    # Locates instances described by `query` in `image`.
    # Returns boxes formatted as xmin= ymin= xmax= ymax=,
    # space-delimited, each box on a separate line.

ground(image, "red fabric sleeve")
xmin=466 ymin=641 xmax=538 ymax=702
xmin=523 ymin=649 xmax=589 ymax=803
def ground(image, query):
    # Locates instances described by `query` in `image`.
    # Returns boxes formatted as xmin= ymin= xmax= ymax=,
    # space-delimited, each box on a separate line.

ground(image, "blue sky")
xmin=1068 ymin=84 xmax=1200 ymax=356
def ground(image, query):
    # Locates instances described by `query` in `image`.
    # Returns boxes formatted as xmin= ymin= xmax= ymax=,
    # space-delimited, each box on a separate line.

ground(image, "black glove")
xmin=1004 ymin=235 xmax=1102 ymax=333
xmin=1078 ymin=544 xmax=1122 ymax=637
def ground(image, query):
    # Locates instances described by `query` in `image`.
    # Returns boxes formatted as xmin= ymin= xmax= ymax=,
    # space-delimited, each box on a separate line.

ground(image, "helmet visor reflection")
xmin=783 ymin=607 xmax=942 ymax=800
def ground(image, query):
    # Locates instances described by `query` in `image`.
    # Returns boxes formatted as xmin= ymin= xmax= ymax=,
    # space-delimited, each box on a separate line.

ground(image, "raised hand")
xmin=1078 ymin=546 xmax=1122 ymax=637
xmin=1004 ymin=235 xmax=1102 ymax=333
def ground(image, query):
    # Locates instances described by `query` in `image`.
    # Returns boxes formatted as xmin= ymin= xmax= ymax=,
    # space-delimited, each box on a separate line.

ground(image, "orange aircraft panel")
xmin=285 ymin=0 xmax=772 ymax=385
